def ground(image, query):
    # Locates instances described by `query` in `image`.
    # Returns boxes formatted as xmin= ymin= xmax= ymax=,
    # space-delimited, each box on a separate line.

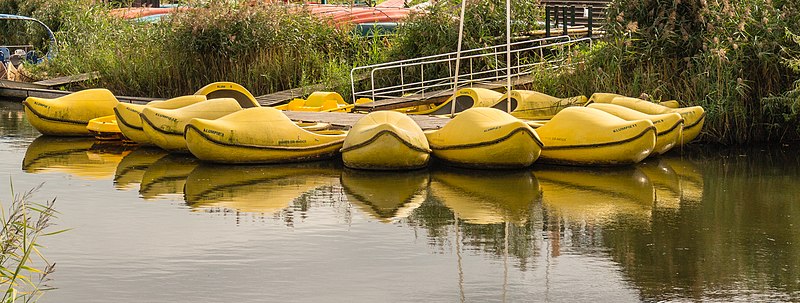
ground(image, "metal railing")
xmin=350 ymin=35 xmax=593 ymax=103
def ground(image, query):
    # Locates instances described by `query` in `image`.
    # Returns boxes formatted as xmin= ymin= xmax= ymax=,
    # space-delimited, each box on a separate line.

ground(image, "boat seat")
xmin=26 ymin=50 xmax=41 ymax=64
xmin=0 ymin=48 xmax=9 ymax=62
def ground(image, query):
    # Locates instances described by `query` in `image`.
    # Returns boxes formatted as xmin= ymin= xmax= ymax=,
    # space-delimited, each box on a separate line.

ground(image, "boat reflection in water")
xmin=659 ymin=156 xmax=703 ymax=203
xmin=183 ymin=162 xmax=340 ymax=214
xmin=22 ymin=136 xmax=131 ymax=180
xmin=139 ymin=154 xmax=200 ymax=200
xmin=536 ymin=166 xmax=655 ymax=224
xmin=430 ymin=168 xmax=541 ymax=225
xmin=113 ymin=147 xmax=168 ymax=191
xmin=340 ymin=169 xmax=428 ymax=222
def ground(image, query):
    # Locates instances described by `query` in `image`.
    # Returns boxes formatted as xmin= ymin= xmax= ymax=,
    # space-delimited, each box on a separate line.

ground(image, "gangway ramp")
xmin=349 ymin=35 xmax=591 ymax=112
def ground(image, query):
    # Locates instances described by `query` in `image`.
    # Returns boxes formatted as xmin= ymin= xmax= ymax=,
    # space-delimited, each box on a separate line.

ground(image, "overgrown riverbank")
xmin=2 ymin=0 xmax=799 ymax=144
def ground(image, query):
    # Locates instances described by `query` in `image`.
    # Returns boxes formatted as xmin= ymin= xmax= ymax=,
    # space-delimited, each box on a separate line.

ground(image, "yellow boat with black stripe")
xmin=589 ymin=95 xmax=705 ymax=146
xmin=533 ymin=107 xmax=657 ymax=166
xmin=502 ymin=90 xmax=588 ymax=120
xmin=397 ymin=87 xmax=504 ymax=115
xmin=425 ymin=108 xmax=543 ymax=169
xmin=587 ymin=103 xmax=684 ymax=156
xmin=274 ymin=91 xmax=356 ymax=112
xmin=341 ymin=111 xmax=431 ymax=170
xmin=194 ymin=81 xmax=260 ymax=108
xmin=23 ymin=89 xmax=119 ymax=136
xmin=115 ymin=95 xmax=207 ymax=145
xmin=87 ymin=115 xmax=124 ymax=140
xmin=185 ymin=107 xmax=347 ymax=164
xmin=141 ymin=98 xmax=243 ymax=152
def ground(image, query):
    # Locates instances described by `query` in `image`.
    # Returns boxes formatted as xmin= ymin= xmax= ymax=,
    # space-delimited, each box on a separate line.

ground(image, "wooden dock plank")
xmin=32 ymin=72 xmax=100 ymax=87
xmin=0 ymin=79 xmax=48 ymax=90
xmin=255 ymin=83 xmax=326 ymax=107
xmin=283 ymin=111 xmax=450 ymax=130
xmin=0 ymin=87 xmax=156 ymax=104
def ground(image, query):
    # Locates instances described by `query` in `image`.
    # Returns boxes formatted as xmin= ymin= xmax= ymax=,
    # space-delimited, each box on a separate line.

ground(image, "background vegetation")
xmin=526 ymin=0 xmax=800 ymax=144
xmin=2 ymin=0 xmax=799 ymax=143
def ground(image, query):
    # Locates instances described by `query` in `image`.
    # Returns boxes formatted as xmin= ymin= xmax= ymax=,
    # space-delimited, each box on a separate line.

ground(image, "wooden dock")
xmin=0 ymin=85 xmax=156 ymax=104
xmin=255 ymin=83 xmax=326 ymax=107
xmin=284 ymin=111 xmax=450 ymax=130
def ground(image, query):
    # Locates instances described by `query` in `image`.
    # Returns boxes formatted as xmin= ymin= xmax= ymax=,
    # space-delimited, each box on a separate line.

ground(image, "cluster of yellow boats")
xmin=21 ymin=81 xmax=705 ymax=170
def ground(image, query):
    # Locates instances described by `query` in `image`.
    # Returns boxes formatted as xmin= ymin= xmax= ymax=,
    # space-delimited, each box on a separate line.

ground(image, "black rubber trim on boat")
xmin=657 ymin=118 xmax=684 ymax=137
xmin=429 ymin=127 xmax=545 ymax=150
xmin=542 ymin=125 xmax=657 ymax=150
xmin=114 ymin=107 xmax=143 ymax=131
xmin=140 ymin=112 xmax=184 ymax=136
xmin=340 ymin=129 xmax=432 ymax=153
xmin=184 ymin=124 xmax=345 ymax=152
xmin=22 ymin=100 xmax=89 ymax=125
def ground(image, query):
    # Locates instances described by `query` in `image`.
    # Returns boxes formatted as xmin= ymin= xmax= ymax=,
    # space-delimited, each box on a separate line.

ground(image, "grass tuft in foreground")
xmin=0 ymin=184 xmax=62 ymax=303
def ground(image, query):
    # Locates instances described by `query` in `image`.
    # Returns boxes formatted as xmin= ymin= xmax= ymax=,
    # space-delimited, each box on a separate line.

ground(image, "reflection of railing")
xmin=350 ymin=35 xmax=592 ymax=103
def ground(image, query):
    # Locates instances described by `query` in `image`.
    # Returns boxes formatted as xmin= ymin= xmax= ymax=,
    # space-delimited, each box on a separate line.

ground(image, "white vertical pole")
xmin=450 ymin=0 xmax=467 ymax=118
xmin=505 ymin=0 xmax=512 ymax=113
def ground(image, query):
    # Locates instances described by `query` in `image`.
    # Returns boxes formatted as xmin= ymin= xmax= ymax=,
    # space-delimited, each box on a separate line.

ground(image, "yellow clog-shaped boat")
xmin=141 ymin=98 xmax=243 ymax=152
xmin=23 ymin=89 xmax=119 ymax=136
xmin=504 ymin=90 xmax=588 ymax=120
xmin=590 ymin=95 xmax=705 ymax=145
xmin=341 ymin=169 xmax=428 ymax=222
xmin=533 ymin=107 xmax=656 ymax=166
xmin=115 ymin=95 xmax=207 ymax=145
xmin=587 ymin=92 xmax=625 ymax=104
xmin=194 ymin=81 xmax=260 ymax=108
xmin=431 ymin=169 xmax=541 ymax=225
xmin=87 ymin=115 xmax=124 ymax=140
xmin=274 ymin=91 xmax=355 ymax=112
xmin=397 ymin=87 xmax=504 ymax=115
xmin=184 ymin=162 xmax=340 ymax=214
xmin=341 ymin=111 xmax=431 ymax=170
xmin=587 ymin=103 xmax=684 ymax=156
xmin=425 ymin=108 xmax=543 ymax=169
xmin=185 ymin=107 xmax=347 ymax=164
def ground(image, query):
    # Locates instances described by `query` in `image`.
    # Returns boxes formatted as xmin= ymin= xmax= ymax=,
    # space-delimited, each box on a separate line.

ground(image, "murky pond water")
xmin=1 ymin=100 xmax=798 ymax=302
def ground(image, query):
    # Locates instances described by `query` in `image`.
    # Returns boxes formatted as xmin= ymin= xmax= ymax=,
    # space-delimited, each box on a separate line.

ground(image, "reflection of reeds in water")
xmin=113 ymin=147 xmax=168 ymax=191
xmin=22 ymin=136 xmax=131 ymax=180
xmin=138 ymin=154 xmax=200 ymax=200
xmin=536 ymin=166 xmax=655 ymax=224
xmin=183 ymin=162 xmax=340 ymax=214
xmin=429 ymin=169 xmax=541 ymax=225
xmin=341 ymin=169 xmax=429 ymax=223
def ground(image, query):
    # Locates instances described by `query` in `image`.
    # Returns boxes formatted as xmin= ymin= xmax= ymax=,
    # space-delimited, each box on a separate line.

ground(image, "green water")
xmin=1 ymin=100 xmax=798 ymax=302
